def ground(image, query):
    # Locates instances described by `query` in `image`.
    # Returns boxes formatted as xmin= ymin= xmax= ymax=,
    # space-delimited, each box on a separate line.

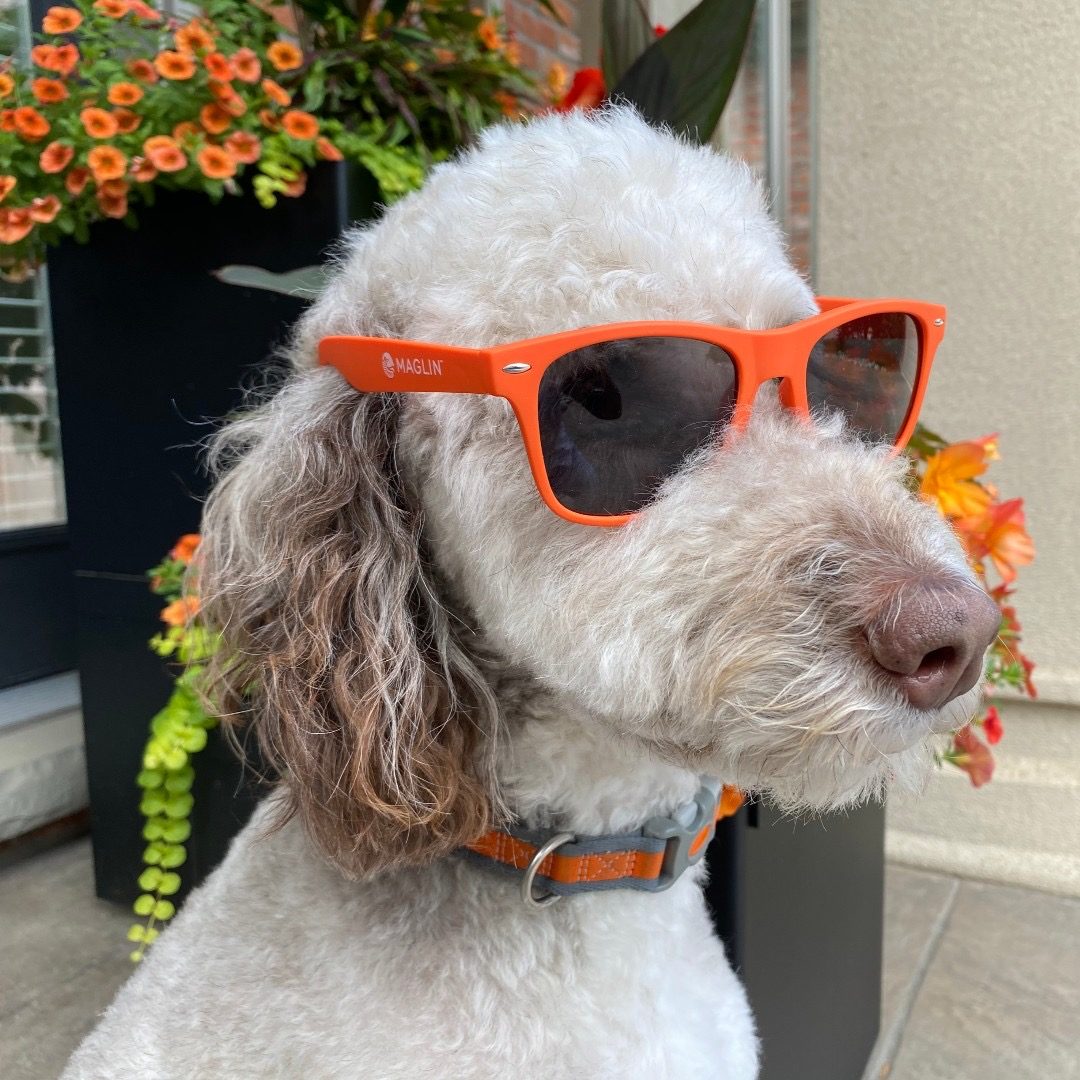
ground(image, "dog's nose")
xmin=866 ymin=581 xmax=1000 ymax=710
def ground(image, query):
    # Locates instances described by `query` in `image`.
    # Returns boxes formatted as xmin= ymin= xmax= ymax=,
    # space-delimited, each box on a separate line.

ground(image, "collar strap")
xmin=461 ymin=780 xmax=744 ymax=908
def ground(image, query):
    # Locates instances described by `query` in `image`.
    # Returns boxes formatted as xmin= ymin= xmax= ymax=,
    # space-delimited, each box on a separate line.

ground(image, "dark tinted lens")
xmin=806 ymin=313 xmax=920 ymax=443
xmin=538 ymin=336 xmax=738 ymax=516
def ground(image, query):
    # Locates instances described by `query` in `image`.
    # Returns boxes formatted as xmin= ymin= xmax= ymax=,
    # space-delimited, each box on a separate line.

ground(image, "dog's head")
xmin=201 ymin=108 xmax=996 ymax=876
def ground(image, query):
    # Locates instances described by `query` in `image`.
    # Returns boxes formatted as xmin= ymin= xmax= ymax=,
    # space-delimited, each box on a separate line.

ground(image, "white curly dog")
xmin=65 ymin=107 xmax=997 ymax=1079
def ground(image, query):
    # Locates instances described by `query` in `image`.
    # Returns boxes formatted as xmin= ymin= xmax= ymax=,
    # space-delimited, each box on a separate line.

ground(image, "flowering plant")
xmin=128 ymin=533 xmax=217 ymax=962
xmin=0 ymin=0 xmax=538 ymax=273
xmin=908 ymin=426 xmax=1036 ymax=786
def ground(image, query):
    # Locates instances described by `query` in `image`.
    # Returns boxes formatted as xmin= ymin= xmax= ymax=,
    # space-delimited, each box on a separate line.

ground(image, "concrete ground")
xmin=1 ymin=838 xmax=1078 ymax=1080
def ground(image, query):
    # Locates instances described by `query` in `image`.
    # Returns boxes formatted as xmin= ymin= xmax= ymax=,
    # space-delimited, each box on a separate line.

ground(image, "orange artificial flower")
xmin=196 ymin=144 xmax=236 ymax=179
xmin=154 ymin=50 xmax=196 ymax=80
xmin=113 ymin=108 xmax=141 ymax=134
xmin=282 ymin=109 xmax=317 ymax=140
xmin=81 ymin=107 xmax=118 ymax=139
xmin=175 ymin=20 xmax=214 ymax=55
xmin=14 ymin=106 xmax=50 ymax=141
xmin=960 ymin=498 xmax=1036 ymax=584
xmin=0 ymin=175 xmax=15 ymax=201
xmin=161 ymin=595 xmax=200 ymax=626
xmin=143 ymin=135 xmax=187 ymax=172
xmin=129 ymin=155 xmax=156 ymax=182
xmin=94 ymin=0 xmax=130 ymax=15
xmin=315 ymin=135 xmax=342 ymax=161
xmin=42 ymin=6 xmax=82 ymax=33
xmin=32 ymin=77 xmax=68 ymax=103
xmin=29 ymin=194 xmax=61 ymax=223
xmin=230 ymin=47 xmax=260 ymax=83
xmin=107 ymin=81 xmax=143 ymax=106
xmin=0 ymin=73 xmax=13 ymax=98
xmin=204 ymin=51 xmax=233 ymax=81
xmin=224 ymin=130 xmax=261 ymax=164
xmin=87 ymin=144 xmax=127 ymax=181
xmin=199 ymin=102 xmax=231 ymax=135
xmin=555 ymin=67 xmax=606 ymax=112
xmin=261 ymin=77 xmax=291 ymax=106
xmin=171 ymin=120 xmax=200 ymax=143
xmin=919 ymin=439 xmax=995 ymax=519
xmin=0 ymin=208 xmax=34 ymax=244
xmin=39 ymin=140 xmax=74 ymax=173
xmin=65 ymin=165 xmax=90 ymax=195
xmin=168 ymin=533 xmax=200 ymax=563
xmin=267 ymin=41 xmax=302 ymax=71
xmin=476 ymin=16 xmax=502 ymax=50
xmin=257 ymin=108 xmax=280 ymax=131
xmin=127 ymin=58 xmax=158 ymax=82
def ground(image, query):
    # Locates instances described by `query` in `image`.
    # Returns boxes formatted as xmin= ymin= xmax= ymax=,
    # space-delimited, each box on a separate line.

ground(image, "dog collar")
xmin=462 ymin=779 xmax=744 ymax=909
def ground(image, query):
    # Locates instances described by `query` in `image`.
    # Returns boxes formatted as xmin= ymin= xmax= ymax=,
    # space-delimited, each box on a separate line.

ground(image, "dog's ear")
xmin=198 ymin=367 xmax=500 ymax=878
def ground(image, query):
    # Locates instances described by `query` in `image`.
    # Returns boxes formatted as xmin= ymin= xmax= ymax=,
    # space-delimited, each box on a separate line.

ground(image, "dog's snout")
xmin=866 ymin=581 xmax=1000 ymax=710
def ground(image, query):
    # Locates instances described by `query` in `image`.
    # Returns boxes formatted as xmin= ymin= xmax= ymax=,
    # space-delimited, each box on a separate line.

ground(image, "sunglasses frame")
xmin=319 ymin=296 xmax=947 ymax=527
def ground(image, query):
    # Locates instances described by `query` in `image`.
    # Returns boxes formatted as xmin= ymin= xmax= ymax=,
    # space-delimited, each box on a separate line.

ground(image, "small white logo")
xmin=381 ymin=352 xmax=395 ymax=380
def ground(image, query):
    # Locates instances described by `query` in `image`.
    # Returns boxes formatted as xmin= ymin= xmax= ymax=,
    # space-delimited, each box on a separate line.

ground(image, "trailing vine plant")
xmin=128 ymin=534 xmax=219 ymax=963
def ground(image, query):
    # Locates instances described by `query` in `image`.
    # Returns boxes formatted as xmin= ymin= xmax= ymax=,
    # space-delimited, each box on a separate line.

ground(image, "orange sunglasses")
xmin=319 ymin=296 xmax=946 ymax=527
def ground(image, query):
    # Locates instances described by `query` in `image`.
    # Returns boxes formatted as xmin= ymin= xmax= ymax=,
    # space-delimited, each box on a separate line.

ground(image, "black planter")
xmin=49 ymin=163 xmax=375 ymax=904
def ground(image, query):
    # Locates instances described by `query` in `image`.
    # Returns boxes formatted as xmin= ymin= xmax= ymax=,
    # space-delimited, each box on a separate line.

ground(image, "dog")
xmin=64 ymin=106 xmax=998 ymax=1079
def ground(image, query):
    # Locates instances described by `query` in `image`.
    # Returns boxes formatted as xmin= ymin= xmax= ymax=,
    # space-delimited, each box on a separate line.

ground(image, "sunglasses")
xmin=319 ymin=296 xmax=946 ymax=526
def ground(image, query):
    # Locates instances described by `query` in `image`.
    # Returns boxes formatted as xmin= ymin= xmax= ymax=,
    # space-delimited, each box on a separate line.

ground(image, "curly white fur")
xmin=64 ymin=107 xmax=982 ymax=1080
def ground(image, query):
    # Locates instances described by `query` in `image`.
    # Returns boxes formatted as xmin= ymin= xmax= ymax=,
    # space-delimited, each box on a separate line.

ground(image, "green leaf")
xmin=602 ymin=0 xmax=656 ymax=89
xmin=161 ymin=819 xmax=192 ymax=844
xmin=157 ymin=872 xmax=182 ymax=896
xmin=212 ymin=264 xmax=329 ymax=299
xmin=133 ymin=893 xmax=156 ymax=917
xmin=152 ymin=899 xmax=176 ymax=921
xmin=158 ymin=844 xmax=187 ymax=869
xmin=136 ymin=769 xmax=164 ymax=790
xmin=138 ymin=867 xmax=163 ymax=892
xmin=142 ymin=843 xmax=164 ymax=866
xmin=164 ymin=792 xmax=194 ymax=820
xmin=164 ymin=765 xmax=195 ymax=793
xmin=127 ymin=924 xmax=146 ymax=942
xmin=611 ymin=0 xmax=756 ymax=142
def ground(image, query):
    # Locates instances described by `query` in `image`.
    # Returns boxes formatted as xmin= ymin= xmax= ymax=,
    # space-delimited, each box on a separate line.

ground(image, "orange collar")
xmin=462 ymin=781 xmax=744 ymax=908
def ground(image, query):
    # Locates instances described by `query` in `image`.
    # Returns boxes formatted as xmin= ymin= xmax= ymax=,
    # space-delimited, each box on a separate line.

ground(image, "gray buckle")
xmin=641 ymin=777 xmax=724 ymax=891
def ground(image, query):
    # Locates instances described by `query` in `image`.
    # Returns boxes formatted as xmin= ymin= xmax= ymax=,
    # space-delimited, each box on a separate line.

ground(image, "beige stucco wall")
xmin=816 ymin=1 xmax=1080 ymax=892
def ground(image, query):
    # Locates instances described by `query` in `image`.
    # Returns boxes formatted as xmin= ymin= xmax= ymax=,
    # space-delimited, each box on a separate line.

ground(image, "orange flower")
xmin=204 ymin=51 xmax=233 ymax=81
xmin=42 ymin=6 xmax=82 ymax=33
xmin=0 ymin=110 xmax=13 ymax=133
xmin=261 ymin=77 xmax=291 ymax=106
xmin=171 ymin=120 xmax=200 ymax=143
xmin=920 ymin=439 xmax=995 ymax=519
xmin=981 ymin=705 xmax=1003 ymax=746
xmin=546 ymin=63 xmax=569 ymax=99
xmin=960 ymin=499 xmax=1035 ymax=584
xmin=0 ymin=208 xmax=34 ymax=244
xmin=51 ymin=43 xmax=79 ymax=76
xmin=161 ymin=595 xmax=199 ymax=626
xmin=126 ymin=0 xmax=160 ymax=21
xmin=433 ymin=47 xmax=455 ymax=65
xmin=107 ymin=81 xmax=143 ymax=106
xmin=129 ymin=155 xmax=156 ymax=182
xmin=555 ymin=67 xmax=606 ymax=112
xmin=113 ymin=108 xmax=141 ymax=134
xmin=946 ymin=724 xmax=994 ymax=788
xmin=257 ymin=108 xmax=280 ymax=131
xmin=209 ymin=80 xmax=246 ymax=116
xmin=143 ymin=135 xmax=187 ymax=172
xmin=504 ymin=39 xmax=521 ymax=66
xmin=97 ymin=188 xmax=128 ymax=218
xmin=154 ymin=50 xmax=196 ymax=80
xmin=87 ymin=144 xmax=127 ymax=181
xmin=65 ymin=166 xmax=90 ymax=195
xmin=14 ymin=106 xmax=50 ymax=141
xmin=32 ymin=77 xmax=68 ymax=103
xmin=98 ymin=177 xmax=128 ymax=198
xmin=492 ymin=89 xmax=519 ymax=117
xmin=315 ymin=135 xmax=342 ymax=161
xmin=267 ymin=41 xmax=302 ymax=71
xmin=230 ymin=47 xmax=260 ymax=83
xmin=94 ymin=0 xmax=130 ymax=15
xmin=476 ymin=16 xmax=502 ymax=50
xmin=0 ymin=175 xmax=14 ymax=201
xmin=199 ymin=102 xmax=231 ymax=134
xmin=38 ymin=140 xmax=74 ymax=173
xmin=0 ymin=73 xmax=13 ymax=98
xmin=282 ymin=109 xmax=317 ymax=140
xmin=224 ymin=130 xmax=261 ymax=164
xmin=175 ymin=20 xmax=214 ymax=55
xmin=29 ymin=194 xmax=61 ymax=223
xmin=168 ymin=533 xmax=200 ymax=564
xmin=127 ymin=58 xmax=158 ymax=82
xmin=81 ymin=107 xmax=118 ymax=139
xmin=196 ymin=144 xmax=236 ymax=179
xmin=282 ymin=172 xmax=306 ymax=198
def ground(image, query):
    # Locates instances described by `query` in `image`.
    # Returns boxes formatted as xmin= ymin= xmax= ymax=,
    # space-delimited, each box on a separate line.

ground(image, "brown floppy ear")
xmin=198 ymin=367 xmax=500 ymax=878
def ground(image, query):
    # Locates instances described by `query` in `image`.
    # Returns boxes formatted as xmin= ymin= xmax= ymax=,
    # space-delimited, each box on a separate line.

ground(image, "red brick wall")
xmin=504 ymin=0 xmax=582 ymax=93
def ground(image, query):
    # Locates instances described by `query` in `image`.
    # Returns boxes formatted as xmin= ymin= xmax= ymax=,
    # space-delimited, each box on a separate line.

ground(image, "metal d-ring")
xmin=521 ymin=832 xmax=575 ymax=910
